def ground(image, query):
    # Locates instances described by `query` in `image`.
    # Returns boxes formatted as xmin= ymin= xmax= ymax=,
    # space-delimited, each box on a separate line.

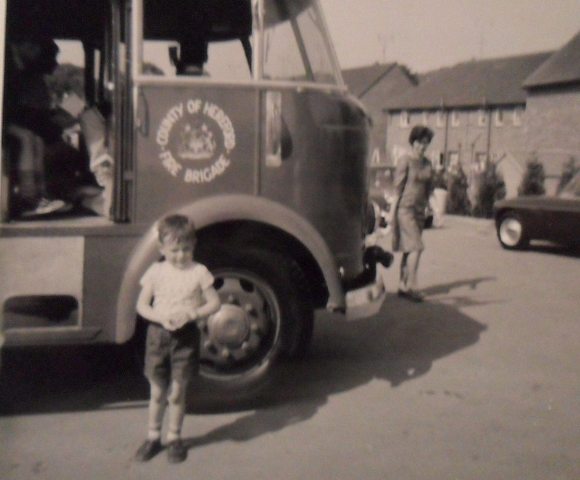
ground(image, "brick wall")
xmin=360 ymin=68 xmax=415 ymax=166
xmin=525 ymin=85 xmax=580 ymax=178
xmin=385 ymin=106 xmax=528 ymax=169
xmin=385 ymin=111 xmax=447 ymax=166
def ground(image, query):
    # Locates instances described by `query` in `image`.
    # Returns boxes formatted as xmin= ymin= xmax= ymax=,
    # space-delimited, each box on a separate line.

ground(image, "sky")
xmin=320 ymin=0 xmax=580 ymax=72
xmin=54 ymin=0 xmax=580 ymax=75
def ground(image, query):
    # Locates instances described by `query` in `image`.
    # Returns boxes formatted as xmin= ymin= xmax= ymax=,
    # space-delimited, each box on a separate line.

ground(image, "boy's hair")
xmin=157 ymin=214 xmax=197 ymax=244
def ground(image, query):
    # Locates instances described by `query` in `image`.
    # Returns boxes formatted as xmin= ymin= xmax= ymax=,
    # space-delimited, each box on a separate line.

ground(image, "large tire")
xmin=497 ymin=212 xmax=529 ymax=250
xmin=284 ymin=260 xmax=314 ymax=359
xmin=193 ymin=246 xmax=313 ymax=399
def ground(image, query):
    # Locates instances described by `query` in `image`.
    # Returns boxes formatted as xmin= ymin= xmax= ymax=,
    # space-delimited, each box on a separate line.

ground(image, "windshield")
xmin=262 ymin=0 xmax=340 ymax=84
xmin=139 ymin=0 xmax=253 ymax=80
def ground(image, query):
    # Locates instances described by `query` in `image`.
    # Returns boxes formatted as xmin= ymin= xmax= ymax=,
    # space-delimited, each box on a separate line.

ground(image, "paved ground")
xmin=1 ymin=215 xmax=579 ymax=480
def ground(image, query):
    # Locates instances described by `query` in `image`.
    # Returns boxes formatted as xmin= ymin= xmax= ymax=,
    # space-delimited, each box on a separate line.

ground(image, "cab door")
xmin=130 ymin=0 xmax=259 ymax=224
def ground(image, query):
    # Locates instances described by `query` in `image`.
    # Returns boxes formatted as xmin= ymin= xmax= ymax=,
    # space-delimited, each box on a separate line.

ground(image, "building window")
xmin=478 ymin=109 xmax=487 ymax=127
xmin=513 ymin=107 xmax=523 ymax=126
xmin=475 ymin=152 xmax=488 ymax=172
xmin=430 ymin=151 xmax=444 ymax=170
xmin=436 ymin=110 xmax=445 ymax=127
xmin=451 ymin=110 xmax=460 ymax=127
xmin=448 ymin=151 xmax=459 ymax=168
xmin=494 ymin=109 xmax=504 ymax=126
xmin=400 ymin=111 xmax=410 ymax=128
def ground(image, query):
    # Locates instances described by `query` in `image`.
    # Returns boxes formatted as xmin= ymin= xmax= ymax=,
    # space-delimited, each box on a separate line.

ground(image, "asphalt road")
xmin=1 ymin=215 xmax=579 ymax=480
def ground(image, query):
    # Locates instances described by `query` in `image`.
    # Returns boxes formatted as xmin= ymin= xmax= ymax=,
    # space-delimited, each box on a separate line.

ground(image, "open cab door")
xmin=1 ymin=0 xmax=125 ymax=224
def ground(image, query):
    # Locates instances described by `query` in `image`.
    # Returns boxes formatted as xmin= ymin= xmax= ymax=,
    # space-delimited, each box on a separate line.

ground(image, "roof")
xmin=384 ymin=52 xmax=552 ymax=111
xmin=341 ymin=63 xmax=414 ymax=98
xmin=524 ymin=31 xmax=580 ymax=89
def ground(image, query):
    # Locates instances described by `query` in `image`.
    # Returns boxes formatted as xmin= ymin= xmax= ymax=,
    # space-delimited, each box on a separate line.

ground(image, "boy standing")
xmin=135 ymin=214 xmax=220 ymax=463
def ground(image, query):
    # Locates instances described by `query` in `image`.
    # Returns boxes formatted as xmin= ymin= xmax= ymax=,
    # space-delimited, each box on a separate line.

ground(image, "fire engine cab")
xmin=0 ymin=0 xmax=390 ymax=392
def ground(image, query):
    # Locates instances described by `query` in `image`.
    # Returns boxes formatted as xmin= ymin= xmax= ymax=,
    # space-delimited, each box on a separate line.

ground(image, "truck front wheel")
xmin=194 ymin=246 xmax=312 ymax=396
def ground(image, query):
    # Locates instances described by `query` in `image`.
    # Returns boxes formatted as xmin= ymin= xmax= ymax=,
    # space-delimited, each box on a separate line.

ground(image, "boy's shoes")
xmin=134 ymin=439 xmax=162 ymax=462
xmin=167 ymin=439 xmax=187 ymax=464
xmin=397 ymin=289 xmax=424 ymax=302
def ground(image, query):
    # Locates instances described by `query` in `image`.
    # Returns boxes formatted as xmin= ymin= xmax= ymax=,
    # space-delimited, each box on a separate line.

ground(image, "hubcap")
xmin=499 ymin=218 xmax=522 ymax=246
xmin=199 ymin=273 xmax=279 ymax=374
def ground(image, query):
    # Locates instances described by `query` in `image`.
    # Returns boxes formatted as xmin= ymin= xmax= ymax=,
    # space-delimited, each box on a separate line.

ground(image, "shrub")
xmin=432 ymin=169 xmax=448 ymax=190
xmin=446 ymin=165 xmax=471 ymax=215
xmin=472 ymin=161 xmax=506 ymax=218
xmin=518 ymin=153 xmax=545 ymax=196
xmin=556 ymin=156 xmax=578 ymax=194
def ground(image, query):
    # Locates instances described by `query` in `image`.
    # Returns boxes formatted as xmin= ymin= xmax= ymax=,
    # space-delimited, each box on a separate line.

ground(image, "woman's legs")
xmin=399 ymin=250 xmax=424 ymax=300
xmin=399 ymin=252 xmax=410 ymax=291
xmin=406 ymin=250 xmax=423 ymax=292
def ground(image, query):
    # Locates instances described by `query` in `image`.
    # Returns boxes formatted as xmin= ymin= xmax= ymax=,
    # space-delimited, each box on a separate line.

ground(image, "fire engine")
xmin=0 ymin=0 xmax=391 ymax=393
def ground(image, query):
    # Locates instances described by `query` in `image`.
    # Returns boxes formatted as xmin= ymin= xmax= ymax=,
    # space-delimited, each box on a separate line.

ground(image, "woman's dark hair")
xmin=409 ymin=125 xmax=434 ymax=145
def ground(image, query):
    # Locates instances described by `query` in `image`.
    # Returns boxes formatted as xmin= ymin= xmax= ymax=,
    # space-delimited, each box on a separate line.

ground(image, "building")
xmin=383 ymin=52 xmax=552 ymax=198
xmin=523 ymin=31 xmax=580 ymax=193
xmin=341 ymin=63 xmax=416 ymax=166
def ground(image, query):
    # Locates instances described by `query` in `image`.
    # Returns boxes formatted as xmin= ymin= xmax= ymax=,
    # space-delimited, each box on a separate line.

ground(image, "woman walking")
xmin=391 ymin=125 xmax=435 ymax=302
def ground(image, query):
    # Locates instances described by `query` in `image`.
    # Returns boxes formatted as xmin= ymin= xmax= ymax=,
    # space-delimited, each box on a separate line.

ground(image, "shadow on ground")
xmin=1 ymin=278 xmax=487 ymax=451
xmin=181 ymin=288 xmax=487 ymax=449
xmin=0 ymin=344 xmax=149 ymax=416
xmin=526 ymin=242 xmax=580 ymax=258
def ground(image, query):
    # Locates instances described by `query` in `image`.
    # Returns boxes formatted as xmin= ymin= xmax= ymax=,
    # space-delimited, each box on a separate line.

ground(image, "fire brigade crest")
xmin=177 ymin=122 xmax=216 ymax=161
xmin=155 ymin=99 xmax=235 ymax=184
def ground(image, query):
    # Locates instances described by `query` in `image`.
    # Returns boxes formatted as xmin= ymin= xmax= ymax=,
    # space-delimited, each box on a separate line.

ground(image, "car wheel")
xmin=193 ymin=246 xmax=313 ymax=398
xmin=497 ymin=212 xmax=529 ymax=250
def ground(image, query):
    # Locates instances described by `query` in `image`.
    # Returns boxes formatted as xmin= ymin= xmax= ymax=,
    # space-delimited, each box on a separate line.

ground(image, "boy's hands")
xmin=161 ymin=308 xmax=205 ymax=331
xmin=163 ymin=310 xmax=190 ymax=331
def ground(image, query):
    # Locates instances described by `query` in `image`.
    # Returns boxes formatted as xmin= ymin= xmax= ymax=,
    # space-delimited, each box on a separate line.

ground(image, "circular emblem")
xmin=156 ymin=99 xmax=235 ymax=184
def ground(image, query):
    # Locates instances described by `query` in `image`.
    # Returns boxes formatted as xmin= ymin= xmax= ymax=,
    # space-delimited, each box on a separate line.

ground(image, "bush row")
xmin=439 ymin=155 xmax=576 ymax=219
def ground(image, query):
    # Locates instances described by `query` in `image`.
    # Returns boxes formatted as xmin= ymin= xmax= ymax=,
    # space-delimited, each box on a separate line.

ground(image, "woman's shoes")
xmin=397 ymin=289 xmax=424 ymax=302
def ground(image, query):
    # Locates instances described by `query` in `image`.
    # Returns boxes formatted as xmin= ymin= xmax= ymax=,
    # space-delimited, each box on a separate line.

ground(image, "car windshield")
xmin=559 ymin=171 xmax=580 ymax=199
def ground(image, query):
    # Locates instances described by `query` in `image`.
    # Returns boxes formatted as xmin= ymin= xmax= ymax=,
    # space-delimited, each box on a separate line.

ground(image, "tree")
xmin=472 ymin=161 xmax=506 ymax=218
xmin=446 ymin=164 xmax=471 ymax=215
xmin=518 ymin=153 xmax=545 ymax=196
xmin=556 ymin=156 xmax=578 ymax=194
xmin=45 ymin=62 xmax=163 ymax=103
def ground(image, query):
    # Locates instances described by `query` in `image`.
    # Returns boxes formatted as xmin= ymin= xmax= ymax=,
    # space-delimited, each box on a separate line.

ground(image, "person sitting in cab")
xmin=3 ymin=33 xmax=71 ymax=218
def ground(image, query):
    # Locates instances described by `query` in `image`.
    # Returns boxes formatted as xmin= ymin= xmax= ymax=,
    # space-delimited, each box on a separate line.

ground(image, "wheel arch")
xmin=494 ymin=206 xmax=511 ymax=227
xmin=115 ymin=194 xmax=343 ymax=343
